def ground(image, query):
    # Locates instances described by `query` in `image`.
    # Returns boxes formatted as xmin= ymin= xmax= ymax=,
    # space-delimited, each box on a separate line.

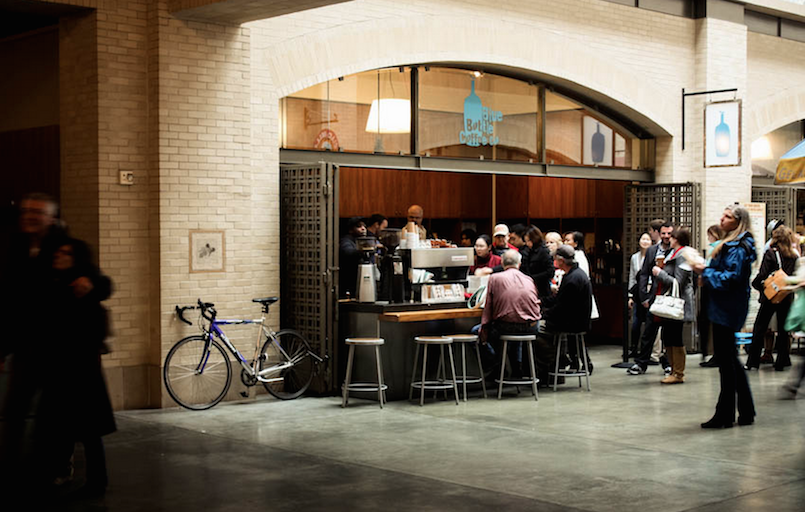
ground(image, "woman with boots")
xmin=746 ymin=225 xmax=798 ymax=371
xmin=651 ymin=227 xmax=695 ymax=384
xmin=692 ymin=205 xmax=757 ymax=429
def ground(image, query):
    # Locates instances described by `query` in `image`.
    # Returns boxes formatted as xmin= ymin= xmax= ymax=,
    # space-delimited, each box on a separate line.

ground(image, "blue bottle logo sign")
xmin=714 ymin=111 xmax=730 ymax=157
xmin=591 ymin=122 xmax=605 ymax=163
xmin=459 ymin=78 xmax=502 ymax=147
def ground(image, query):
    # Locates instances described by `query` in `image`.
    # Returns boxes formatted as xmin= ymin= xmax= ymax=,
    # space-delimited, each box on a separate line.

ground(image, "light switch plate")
xmin=120 ymin=171 xmax=134 ymax=185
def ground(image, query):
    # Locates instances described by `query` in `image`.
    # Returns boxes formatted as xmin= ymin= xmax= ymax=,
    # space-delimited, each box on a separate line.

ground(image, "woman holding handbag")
xmin=651 ymin=227 xmax=695 ymax=384
xmin=746 ymin=225 xmax=797 ymax=371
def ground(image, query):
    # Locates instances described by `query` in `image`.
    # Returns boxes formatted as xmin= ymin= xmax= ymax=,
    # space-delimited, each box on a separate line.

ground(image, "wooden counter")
xmin=379 ymin=308 xmax=482 ymax=323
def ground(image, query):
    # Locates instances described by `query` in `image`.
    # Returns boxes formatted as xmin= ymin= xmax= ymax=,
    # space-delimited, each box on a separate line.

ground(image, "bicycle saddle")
xmin=252 ymin=297 xmax=279 ymax=305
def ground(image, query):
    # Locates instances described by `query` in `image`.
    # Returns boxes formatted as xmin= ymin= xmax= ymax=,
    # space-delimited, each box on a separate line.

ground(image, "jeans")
xmin=635 ymin=313 xmax=662 ymax=369
xmin=630 ymin=302 xmax=648 ymax=353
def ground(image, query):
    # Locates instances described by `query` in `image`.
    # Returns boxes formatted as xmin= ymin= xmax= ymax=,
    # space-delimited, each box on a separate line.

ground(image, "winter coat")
xmin=654 ymin=246 xmax=695 ymax=323
xmin=40 ymin=239 xmax=116 ymax=439
xmin=702 ymin=231 xmax=757 ymax=331
xmin=524 ymin=243 xmax=553 ymax=300
xmin=541 ymin=265 xmax=593 ymax=333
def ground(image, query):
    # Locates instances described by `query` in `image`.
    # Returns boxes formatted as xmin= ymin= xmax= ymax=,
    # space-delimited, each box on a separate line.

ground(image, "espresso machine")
xmin=355 ymin=236 xmax=377 ymax=303
xmin=409 ymin=247 xmax=474 ymax=303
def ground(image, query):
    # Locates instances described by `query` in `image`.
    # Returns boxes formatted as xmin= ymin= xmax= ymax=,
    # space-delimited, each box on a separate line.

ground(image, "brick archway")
xmin=263 ymin=15 xmax=675 ymax=137
xmin=746 ymin=85 xmax=805 ymax=142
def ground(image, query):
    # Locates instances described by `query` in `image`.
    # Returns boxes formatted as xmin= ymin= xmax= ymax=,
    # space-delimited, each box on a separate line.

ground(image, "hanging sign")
xmin=459 ymin=78 xmax=502 ymax=147
xmin=704 ymin=100 xmax=741 ymax=167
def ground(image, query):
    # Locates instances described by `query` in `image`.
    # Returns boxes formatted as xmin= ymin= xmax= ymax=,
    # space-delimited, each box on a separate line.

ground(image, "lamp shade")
xmin=365 ymin=99 xmax=411 ymax=134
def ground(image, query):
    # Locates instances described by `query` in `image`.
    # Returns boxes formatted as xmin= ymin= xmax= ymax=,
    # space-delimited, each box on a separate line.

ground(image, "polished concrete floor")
xmin=69 ymin=347 xmax=805 ymax=511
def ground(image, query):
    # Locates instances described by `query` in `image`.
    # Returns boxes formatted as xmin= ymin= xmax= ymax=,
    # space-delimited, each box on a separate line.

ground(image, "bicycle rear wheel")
xmin=260 ymin=330 xmax=314 ymax=400
xmin=164 ymin=335 xmax=232 ymax=410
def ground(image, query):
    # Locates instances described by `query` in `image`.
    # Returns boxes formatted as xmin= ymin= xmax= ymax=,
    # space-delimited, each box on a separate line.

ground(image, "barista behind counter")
xmin=339 ymin=216 xmax=367 ymax=298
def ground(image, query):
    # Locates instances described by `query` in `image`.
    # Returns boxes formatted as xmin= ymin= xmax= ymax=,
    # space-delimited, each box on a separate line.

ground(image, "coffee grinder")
xmin=355 ymin=236 xmax=377 ymax=303
xmin=377 ymin=228 xmax=405 ymax=303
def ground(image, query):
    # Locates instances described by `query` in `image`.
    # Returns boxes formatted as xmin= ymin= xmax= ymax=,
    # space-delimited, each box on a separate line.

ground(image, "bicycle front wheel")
xmin=260 ymin=330 xmax=314 ymax=400
xmin=164 ymin=336 xmax=232 ymax=410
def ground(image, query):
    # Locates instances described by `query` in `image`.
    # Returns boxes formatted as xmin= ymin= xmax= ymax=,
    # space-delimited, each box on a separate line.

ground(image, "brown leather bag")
xmin=763 ymin=250 xmax=790 ymax=304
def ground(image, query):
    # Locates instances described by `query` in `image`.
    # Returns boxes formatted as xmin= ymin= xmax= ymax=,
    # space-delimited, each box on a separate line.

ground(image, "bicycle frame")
xmin=203 ymin=315 xmax=292 ymax=384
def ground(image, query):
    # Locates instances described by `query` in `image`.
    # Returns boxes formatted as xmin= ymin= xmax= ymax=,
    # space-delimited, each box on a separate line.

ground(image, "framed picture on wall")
xmin=190 ymin=230 xmax=225 ymax=273
xmin=704 ymin=100 xmax=741 ymax=167
xmin=582 ymin=116 xmax=613 ymax=166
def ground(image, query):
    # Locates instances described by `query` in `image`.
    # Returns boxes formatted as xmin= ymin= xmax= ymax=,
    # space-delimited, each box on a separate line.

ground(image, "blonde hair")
xmin=710 ymin=204 xmax=754 ymax=259
xmin=545 ymin=232 xmax=562 ymax=244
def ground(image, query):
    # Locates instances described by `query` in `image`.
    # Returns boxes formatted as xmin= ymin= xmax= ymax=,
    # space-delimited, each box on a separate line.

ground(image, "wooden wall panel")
xmin=495 ymin=175 xmax=529 ymax=219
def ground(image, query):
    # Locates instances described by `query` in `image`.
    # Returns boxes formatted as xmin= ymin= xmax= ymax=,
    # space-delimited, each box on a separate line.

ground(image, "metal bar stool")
xmin=496 ymin=334 xmax=539 ymax=400
xmin=445 ymin=334 xmax=487 ymax=401
xmin=549 ymin=332 xmax=591 ymax=392
xmin=342 ymin=337 xmax=388 ymax=408
xmin=409 ymin=336 xmax=460 ymax=406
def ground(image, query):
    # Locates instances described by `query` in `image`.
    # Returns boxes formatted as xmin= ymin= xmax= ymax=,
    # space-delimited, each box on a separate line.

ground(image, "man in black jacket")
xmin=541 ymin=245 xmax=593 ymax=333
xmin=540 ymin=245 xmax=593 ymax=374
xmin=628 ymin=221 xmax=673 ymax=375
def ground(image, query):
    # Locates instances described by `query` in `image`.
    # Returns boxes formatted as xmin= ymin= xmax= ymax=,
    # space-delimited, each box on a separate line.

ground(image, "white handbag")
xmin=649 ymin=279 xmax=685 ymax=321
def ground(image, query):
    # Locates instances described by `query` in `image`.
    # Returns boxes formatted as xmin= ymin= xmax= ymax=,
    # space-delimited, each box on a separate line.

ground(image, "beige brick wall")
xmin=41 ymin=0 xmax=805 ymax=409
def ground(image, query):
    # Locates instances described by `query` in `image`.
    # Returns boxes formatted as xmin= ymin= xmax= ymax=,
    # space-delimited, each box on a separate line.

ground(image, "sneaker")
xmin=663 ymin=365 xmax=672 ymax=376
xmin=627 ymin=364 xmax=646 ymax=375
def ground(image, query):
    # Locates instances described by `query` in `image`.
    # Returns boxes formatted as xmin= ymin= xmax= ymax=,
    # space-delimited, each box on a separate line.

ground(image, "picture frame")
xmin=190 ymin=230 xmax=225 ymax=273
xmin=704 ymin=99 xmax=741 ymax=168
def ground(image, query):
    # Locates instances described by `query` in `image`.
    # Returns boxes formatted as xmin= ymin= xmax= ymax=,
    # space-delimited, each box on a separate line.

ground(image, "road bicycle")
xmin=165 ymin=297 xmax=325 ymax=410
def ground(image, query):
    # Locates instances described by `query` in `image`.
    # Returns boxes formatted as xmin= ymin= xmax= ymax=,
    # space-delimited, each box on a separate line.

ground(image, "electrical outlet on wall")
xmin=120 ymin=171 xmax=134 ymax=186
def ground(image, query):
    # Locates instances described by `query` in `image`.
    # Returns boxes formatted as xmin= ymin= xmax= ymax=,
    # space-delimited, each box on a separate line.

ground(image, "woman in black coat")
xmin=523 ymin=225 xmax=554 ymax=300
xmin=746 ymin=225 xmax=798 ymax=371
xmin=41 ymin=238 xmax=115 ymax=496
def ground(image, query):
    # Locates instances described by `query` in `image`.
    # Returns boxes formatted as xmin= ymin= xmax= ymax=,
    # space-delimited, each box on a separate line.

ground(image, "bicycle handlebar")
xmin=174 ymin=299 xmax=217 ymax=326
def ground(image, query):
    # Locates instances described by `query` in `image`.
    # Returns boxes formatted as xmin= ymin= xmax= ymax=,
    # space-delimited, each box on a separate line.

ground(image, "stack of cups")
xmin=405 ymin=232 xmax=419 ymax=249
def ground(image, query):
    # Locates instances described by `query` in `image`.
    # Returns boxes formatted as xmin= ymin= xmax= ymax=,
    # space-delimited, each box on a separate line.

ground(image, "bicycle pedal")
xmin=239 ymin=391 xmax=248 ymax=398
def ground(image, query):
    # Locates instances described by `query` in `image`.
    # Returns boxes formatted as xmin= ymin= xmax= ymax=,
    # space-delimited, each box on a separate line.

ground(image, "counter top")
xmin=379 ymin=308 xmax=482 ymax=323
xmin=339 ymin=300 xmax=468 ymax=313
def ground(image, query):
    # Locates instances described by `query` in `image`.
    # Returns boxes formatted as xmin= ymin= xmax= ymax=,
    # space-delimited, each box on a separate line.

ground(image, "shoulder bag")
xmin=763 ymin=250 xmax=790 ymax=304
xmin=649 ymin=278 xmax=685 ymax=321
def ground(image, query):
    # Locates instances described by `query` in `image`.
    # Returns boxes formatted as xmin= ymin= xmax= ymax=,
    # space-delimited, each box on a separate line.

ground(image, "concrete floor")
xmin=71 ymin=346 xmax=805 ymax=511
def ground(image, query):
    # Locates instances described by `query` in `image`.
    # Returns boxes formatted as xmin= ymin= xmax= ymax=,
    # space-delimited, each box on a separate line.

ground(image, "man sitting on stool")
xmin=479 ymin=250 xmax=553 ymax=380
xmin=540 ymin=245 xmax=593 ymax=373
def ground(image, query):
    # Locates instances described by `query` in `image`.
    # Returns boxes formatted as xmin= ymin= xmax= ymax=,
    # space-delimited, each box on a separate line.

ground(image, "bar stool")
xmin=549 ymin=332 xmax=591 ymax=392
xmin=342 ymin=337 xmax=388 ymax=408
xmin=445 ymin=334 xmax=487 ymax=401
xmin=496 ymin=334 xmax=539 ymax=400
xmin=409 ymin=336 xmax=460 ymax=406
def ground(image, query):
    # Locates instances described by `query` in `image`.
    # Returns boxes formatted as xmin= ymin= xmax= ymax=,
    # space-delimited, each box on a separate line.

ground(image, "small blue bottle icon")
xmin=463 ymin=78 xmax=482 ymax=147
xmin=714 ymin=111 xmax=730 ymax=158
xmin=591 ymin=122 xmax=605 ymax=163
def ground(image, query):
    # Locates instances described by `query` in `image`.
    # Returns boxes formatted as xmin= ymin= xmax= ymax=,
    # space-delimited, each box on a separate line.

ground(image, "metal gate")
xmin=751 ymin=186 xmax=795 ymax=230
xmin=280 ymin=163 xmax=338 ymax=393
xmin=623 ymin=182 xmax=702 ymax=353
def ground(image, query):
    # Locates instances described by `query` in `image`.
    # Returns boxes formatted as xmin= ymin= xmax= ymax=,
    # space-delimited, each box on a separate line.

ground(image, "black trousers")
xmin=712 ymin=322 xmax=755 ymax=422
xmin=634 ymin=312 xmax=669 ymax=369
xmin=748 ymin=298 xmax=792 ymax=368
